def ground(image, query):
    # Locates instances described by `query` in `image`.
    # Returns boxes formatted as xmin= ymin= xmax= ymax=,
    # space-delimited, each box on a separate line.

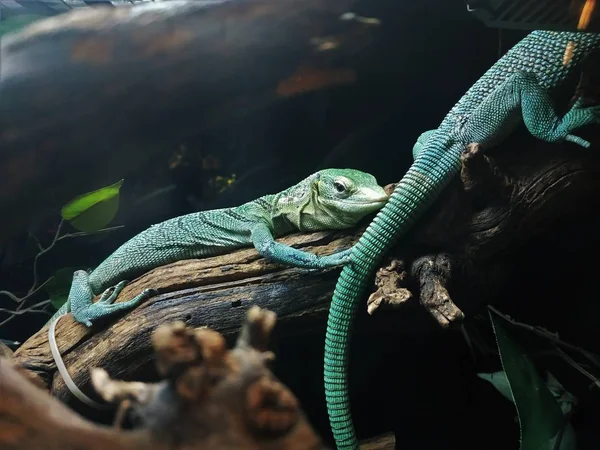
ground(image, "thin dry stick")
xmin=0 ymin=279 xmax=54 ymax=304
xmin=0 ymin=220 xmax=65 ymax=305
xmin=0 ymin=224 xmax=125 ymax=308
xmin=487 ymin=305 xmax=600 ymax=369
xmin=56 ymin=225 xmax=124 ymax=242
xmin=0 ymin=223 xmax=125 ymax=330
xmin=0 ymin=290 xmax=22 ymax=303
xmin=24 ymin=222 xmax=125 ymax=300
xmin=0 ymin=300 xmax=52 ymax=328
xmin=28 ymin=219 xmax=65 ymax=295
xmin=15 ymin=279 xmax=54 ymax=309
xmin=0 ymin=300 xmax=51 ymax=315
xmin=555 ymin=346 xmax=600 ymax=390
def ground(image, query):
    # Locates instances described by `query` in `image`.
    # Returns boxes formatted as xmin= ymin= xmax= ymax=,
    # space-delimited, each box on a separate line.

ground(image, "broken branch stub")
xmin=1 ymin=306 xmax=326 ymax=450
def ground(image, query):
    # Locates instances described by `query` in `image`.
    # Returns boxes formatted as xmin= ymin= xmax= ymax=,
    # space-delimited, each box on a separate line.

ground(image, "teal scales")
xmin=46 ymin=168 xmax=389 ymax=406
xmin=38 ymin=29 xmax=600 ymax=450
xmin=324 ymin=30 xmax=600 ymax=450
xmin=48 ymin=168 xmax=389 ymax=328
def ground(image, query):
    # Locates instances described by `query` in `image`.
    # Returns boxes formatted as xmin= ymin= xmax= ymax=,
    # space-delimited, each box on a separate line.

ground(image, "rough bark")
xmin=357 ymin=432 xmax=395 ymax=450
xmin=0 ymin=307 xmax=322 ymax=450
xmin=14 ymin=228 xmax=365 ymax=401
xmin=367 ymin=134 xmax=600 ymax=327
xmin=0 ymin=0 xmax=377 ymax=242
xmin=1 ymin=307 xmax=394 ymax=450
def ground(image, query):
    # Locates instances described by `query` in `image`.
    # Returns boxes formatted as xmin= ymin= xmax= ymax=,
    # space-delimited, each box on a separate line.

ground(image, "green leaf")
xmin=546 ymin=372 xmax=577 ymax=417
xmin=558 ymin=424 xmax=577 ymax=450
xmin=477 ymin=371 xmax=578 ymax=450
xmin=477 ymin=371 xmax=513 ymax=402
xmin=45 ymin=267 xmax=77 ymax=310
xmin=61 ymin=180 xmax=124 ymax=232
xmin=489 ymin=310 xmax=565 ymax=450
xmin=546 ymin=373 xmax=578 ymax=450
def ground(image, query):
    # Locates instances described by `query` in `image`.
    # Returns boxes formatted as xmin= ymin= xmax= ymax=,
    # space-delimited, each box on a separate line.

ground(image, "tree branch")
xmin=0 ymin=307 xmax=325 ymax=450
xmin=1 ymin=307 xmax=394 ymax=449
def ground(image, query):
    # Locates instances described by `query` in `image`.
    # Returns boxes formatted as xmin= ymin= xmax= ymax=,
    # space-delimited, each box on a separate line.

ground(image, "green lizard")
xmin=324 ymin=31 xmax=600 ymax=449
xmin=47 ymin=168 xmax=388 ymax=407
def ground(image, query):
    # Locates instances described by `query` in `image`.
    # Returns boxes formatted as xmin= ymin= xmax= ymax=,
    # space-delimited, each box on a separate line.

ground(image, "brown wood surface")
xmin=1 ymin=306 xmax=396 ymax=450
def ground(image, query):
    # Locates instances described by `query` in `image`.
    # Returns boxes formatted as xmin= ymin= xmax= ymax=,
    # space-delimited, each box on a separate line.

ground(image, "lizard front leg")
xmin=251 ymin=223 xmax=351 ymax=269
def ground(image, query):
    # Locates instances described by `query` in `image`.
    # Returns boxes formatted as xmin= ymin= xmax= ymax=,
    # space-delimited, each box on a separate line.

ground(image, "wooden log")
xmin=0 ymin=0 xmax=378 ymax=242
xmin=357 ymin=432 xmax=395 ymax=450
xmin=366 ymin=133 xmax=600 ymax=327
xmin=1 ymin=305 xmax=396 ymax=450
xmin=14 ymin=228 xmax=365 ymax=401
xmin=0 ymin=307 xmax=326 ymax=450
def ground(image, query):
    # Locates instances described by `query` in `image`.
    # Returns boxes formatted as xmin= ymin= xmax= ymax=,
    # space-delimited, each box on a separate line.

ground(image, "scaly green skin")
xmin=324 ymin=30 xmax=600 ymax=449
xmin=49 ymin=168 xmax=388 ymax=328
xmin=48 ymin=168 xmax=388 ymax=407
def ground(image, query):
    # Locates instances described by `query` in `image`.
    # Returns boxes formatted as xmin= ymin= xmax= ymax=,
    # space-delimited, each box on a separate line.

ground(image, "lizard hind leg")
xmin=70 ymin=271 xmax=156 ymax=327
xmin=466 ymin=71 xmax=600 ymax=149
xmin=512 ymin=71 xmax=599 ymax=148
xmin=560 ymin=100 xmax=600 ymax=147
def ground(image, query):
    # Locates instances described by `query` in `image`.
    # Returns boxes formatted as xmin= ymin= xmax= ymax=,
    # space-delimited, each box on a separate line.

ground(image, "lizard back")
xmin=444 ymin=30 xmax=600 ymax=134
xmin=87 ymin=199 xmax=275 ymax=293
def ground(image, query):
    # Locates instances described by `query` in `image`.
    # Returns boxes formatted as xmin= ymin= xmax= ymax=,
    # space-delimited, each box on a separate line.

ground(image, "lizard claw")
xmin=98 ymin=280 xmax=129 ymax=304
xmin=73 ymin=287 xmax=156 ymax=326
xmin=562 ymin=104 xmax=600 ymax=148
xmin=315 ymin=249 xmax=353 ymax=268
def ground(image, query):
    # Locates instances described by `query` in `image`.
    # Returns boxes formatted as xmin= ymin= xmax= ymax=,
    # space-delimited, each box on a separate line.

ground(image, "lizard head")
xmin=282 ymin=168 xmax=388 ymax=231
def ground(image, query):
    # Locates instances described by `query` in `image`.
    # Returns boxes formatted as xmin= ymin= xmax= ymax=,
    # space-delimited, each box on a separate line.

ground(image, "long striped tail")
xmin=324 ymin=142 xmax=463 ymax=449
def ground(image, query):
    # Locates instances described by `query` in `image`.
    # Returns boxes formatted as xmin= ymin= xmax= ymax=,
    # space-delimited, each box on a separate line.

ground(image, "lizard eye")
xmin=333 ymin=181 xmax=346 ymax=193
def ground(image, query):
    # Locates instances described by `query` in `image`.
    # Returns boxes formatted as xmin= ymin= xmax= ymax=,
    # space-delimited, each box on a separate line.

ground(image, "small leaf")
xmin=557 ymin=424 xmax=577 ymax=450
xmin=67 ymin=198 xmax=120 ymax=232
xmin=45 ymin=267 xmax=77 ymax=310
xmin=61 ymin=180 xmax=123 ymax=220
xmin=477 ymin=371 xmax=513 ymax=402
xmin=489 ymin=310 xmax=565 ymax=450
xmin=546 ymin=372 xmax=577 ymax=416
xmin=61 ymin=180 xmax=124 ymax=232
xmin=478 ymin=368 xmax=578 ymax=450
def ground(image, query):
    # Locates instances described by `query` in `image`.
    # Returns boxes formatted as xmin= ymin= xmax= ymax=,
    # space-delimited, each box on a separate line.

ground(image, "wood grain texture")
xmin=14 ymin=229 xmax=362 ymax=401
xmin=0 ymin=308 xmax=326 ymax=450
xmin=1 ymin=303 xmax=396 ymax=450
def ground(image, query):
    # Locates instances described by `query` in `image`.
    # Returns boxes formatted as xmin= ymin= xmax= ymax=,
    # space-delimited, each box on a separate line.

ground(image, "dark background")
xmin=1 ymin=1 xmax=599 ymax=449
